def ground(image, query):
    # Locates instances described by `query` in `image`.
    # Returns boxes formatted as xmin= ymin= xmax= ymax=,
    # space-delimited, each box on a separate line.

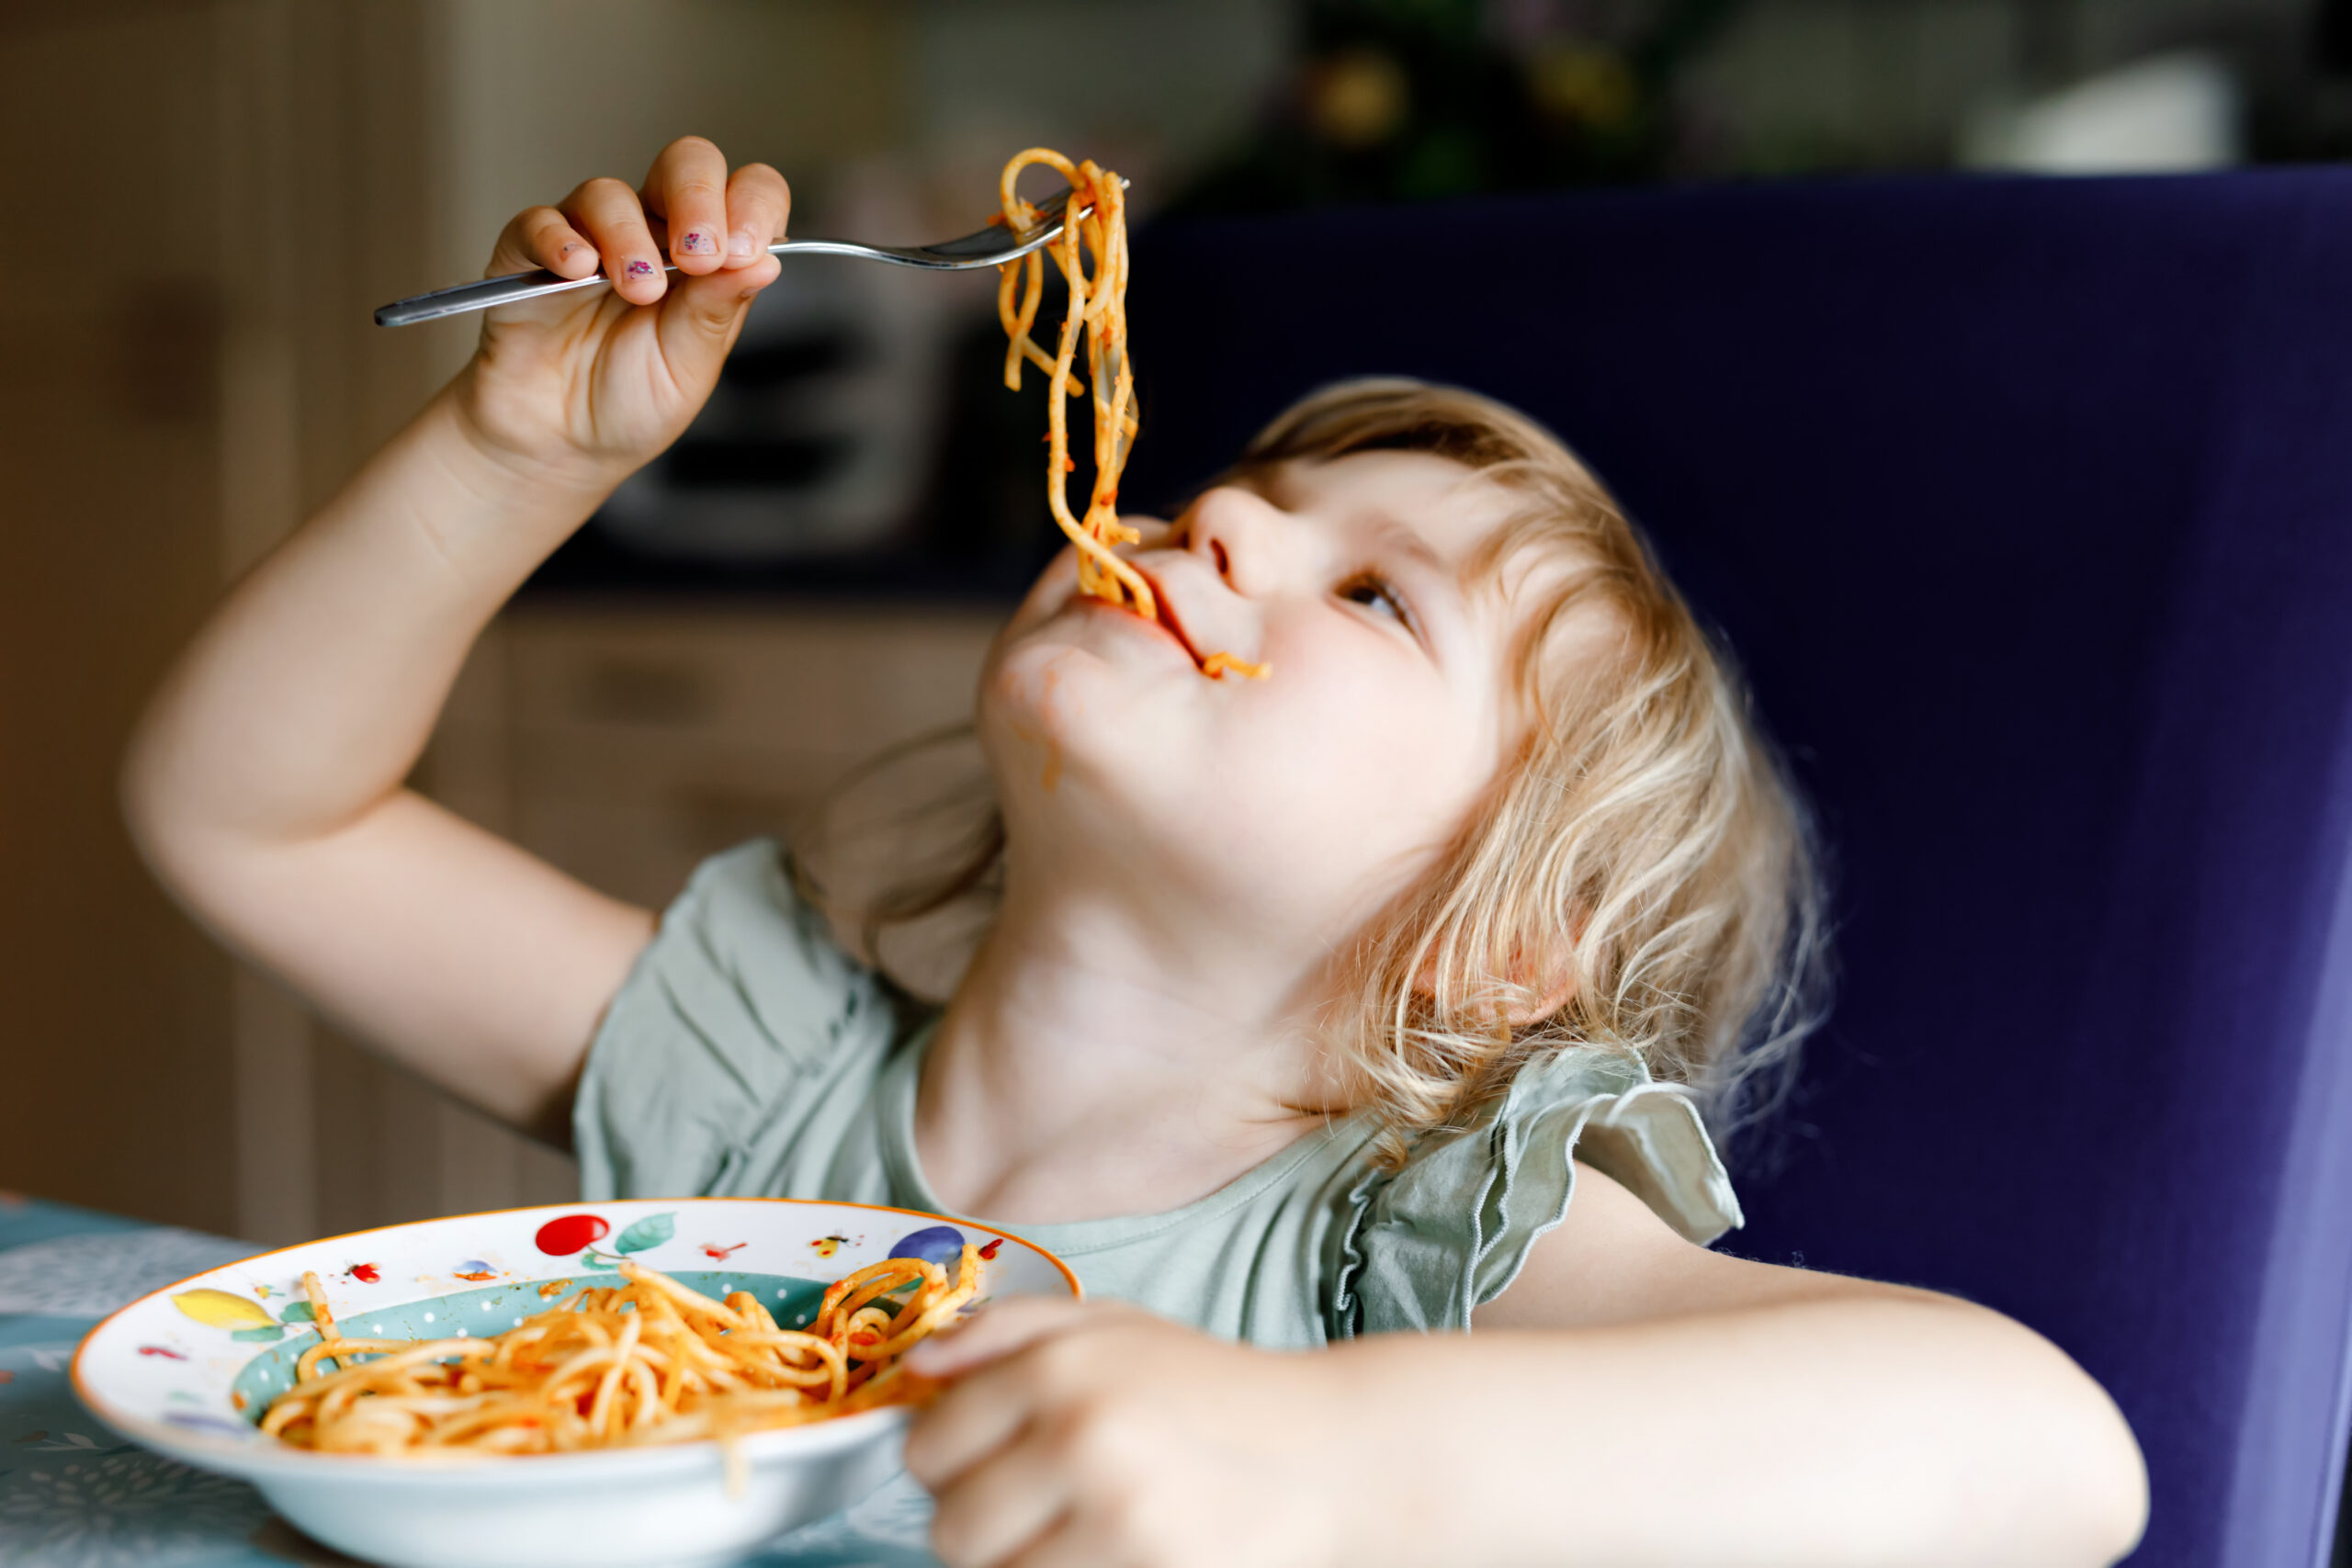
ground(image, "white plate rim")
xmin=71 ymin=1195 xmax=1080 ymax=1487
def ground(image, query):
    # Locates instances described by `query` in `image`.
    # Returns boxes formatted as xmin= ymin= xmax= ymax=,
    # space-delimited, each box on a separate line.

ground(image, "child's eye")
xmin=1338 ymin=572 xmax=1408 ymax=625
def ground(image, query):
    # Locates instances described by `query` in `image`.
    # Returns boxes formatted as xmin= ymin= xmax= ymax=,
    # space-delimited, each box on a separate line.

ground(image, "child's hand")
xmin=903 ymin=1300 xmax=1365 ymax=1568
xmin=449 ymin=135 xmax=788 ymax=485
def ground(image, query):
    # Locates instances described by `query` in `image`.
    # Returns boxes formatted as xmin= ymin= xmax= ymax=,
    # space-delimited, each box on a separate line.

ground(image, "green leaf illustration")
xmin=279 ymin=1302 xmax=315 ymax=1324
xmin=612 ymin=1213 xmax=675 ymax=1255
xmin=231 ymin=1325 xmax=286 ymax=1343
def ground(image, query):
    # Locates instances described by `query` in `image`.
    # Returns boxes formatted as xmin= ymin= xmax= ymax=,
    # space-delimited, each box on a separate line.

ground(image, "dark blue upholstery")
xmin=1125 ymin=171 xmax=2352 ymax=1568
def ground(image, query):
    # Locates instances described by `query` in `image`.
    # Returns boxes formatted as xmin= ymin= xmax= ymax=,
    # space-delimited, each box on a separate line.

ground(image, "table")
xmin=0 ymin=1191 xmax=944 ymax=1567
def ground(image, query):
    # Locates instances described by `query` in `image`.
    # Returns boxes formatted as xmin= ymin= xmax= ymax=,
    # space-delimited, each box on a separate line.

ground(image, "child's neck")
xmin=912 ymin=870 xmax=1345 ymax=1225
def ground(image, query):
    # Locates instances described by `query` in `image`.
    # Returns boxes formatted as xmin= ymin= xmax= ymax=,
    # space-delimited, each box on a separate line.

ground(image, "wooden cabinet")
xmin=0 ymin=2 xmax=446 ymax=1242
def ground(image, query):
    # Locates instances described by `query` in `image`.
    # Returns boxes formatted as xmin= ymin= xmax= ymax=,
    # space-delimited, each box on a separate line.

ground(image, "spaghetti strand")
xmin=257 ymin=1250 xmax=982 ymax=1462
xmin=995 ymin=150 xmax=1266 ymax=681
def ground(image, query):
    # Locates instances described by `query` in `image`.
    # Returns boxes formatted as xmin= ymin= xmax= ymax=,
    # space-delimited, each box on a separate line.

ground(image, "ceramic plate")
xmin=73 ymin=1198 xmax=1079 ymax=1568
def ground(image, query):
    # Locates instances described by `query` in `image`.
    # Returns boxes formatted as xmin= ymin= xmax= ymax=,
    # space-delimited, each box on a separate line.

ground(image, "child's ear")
xmin=1505 ymin=949 xmax=1580 ymax=1024
xmin=1412 ymin=939 xmax=1577 ymax=1026
xmin=1501 ymin=942 xmax=1577 ymax=1025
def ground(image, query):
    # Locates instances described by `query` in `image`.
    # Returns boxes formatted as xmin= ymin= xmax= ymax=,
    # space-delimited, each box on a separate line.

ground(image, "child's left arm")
xmin=903 ymin=1164 xmax=2148 ymax=1568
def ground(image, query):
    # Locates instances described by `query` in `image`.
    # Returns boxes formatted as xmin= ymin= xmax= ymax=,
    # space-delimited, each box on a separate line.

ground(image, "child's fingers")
xmin=923 ymin=1431 xmax=1074 ymax=1568
xmin=903 ymin=1296 xmax=1093 ymax=1381
xmin=902 ymin=1350 xmax=1046 ymax=1494
xmin=484 ymin=206 xmax=597 ymax=281
xmin=721 ymin=161 xmax=791 ymax=267
xmin=652 ymin=252 xmax=777 ymax=378
xmin=639 ymin=135 xmax=731 ymax=275
xmin=993 ymin=1515 xmax=1101 ymax=1568
xmin=559 ymin=176 xmax=667 ymax=306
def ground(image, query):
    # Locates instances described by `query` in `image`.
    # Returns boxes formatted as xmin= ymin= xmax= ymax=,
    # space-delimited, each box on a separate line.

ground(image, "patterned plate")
xmin=72 ymin=1199 xmax=1079 ymax=1568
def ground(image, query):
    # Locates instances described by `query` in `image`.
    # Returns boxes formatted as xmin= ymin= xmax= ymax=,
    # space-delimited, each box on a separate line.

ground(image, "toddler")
xmin=126 ymin=135 xmax=2145 ymax=1566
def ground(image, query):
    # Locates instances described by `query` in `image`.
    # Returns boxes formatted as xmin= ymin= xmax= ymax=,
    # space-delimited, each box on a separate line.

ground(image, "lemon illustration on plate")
xmin=172 ymin=1288 xmax=288 ymax=1338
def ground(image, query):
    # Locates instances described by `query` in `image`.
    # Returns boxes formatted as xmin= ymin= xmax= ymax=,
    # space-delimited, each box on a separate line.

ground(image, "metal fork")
xmin=373 ymin=183 xmax=1111 ymax=328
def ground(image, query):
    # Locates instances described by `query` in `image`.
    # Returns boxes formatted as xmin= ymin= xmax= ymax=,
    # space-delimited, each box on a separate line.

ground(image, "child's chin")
xmin=978 ymin=651 xmax=1193 ymax=805
xmin=989 ymin=620 xmax=1172 ymax=705
xmin=976 ymin=645 xmax=1089 ymax=760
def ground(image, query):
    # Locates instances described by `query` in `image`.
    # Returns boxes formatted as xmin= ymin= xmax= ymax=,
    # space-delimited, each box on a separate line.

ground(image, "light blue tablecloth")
xmin=0 ymin=1192 xmax=942 ymax=1567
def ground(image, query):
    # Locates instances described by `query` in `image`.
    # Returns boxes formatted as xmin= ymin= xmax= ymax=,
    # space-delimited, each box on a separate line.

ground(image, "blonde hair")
xmin=1241 ymin=379 xmax=1827 ymax=1163
xmin=798 ymin=378 xmax=1828 ymax=1167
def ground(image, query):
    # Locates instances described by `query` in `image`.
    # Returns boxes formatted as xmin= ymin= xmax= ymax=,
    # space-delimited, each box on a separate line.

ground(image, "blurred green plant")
xmin=1178 ymin=0 xmax=1745 ymax=212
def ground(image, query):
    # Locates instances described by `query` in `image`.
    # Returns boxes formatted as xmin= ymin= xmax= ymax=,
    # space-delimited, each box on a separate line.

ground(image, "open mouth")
xmin=1119 ymin=564 xmax=1209 ymax=670
xmin=1076 ymin=562 xmax=1268 ymax=681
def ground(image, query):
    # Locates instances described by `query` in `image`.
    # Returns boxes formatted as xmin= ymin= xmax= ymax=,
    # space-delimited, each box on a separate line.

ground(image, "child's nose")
xmin=1185 ymin=486 xmax=1283 ymax=596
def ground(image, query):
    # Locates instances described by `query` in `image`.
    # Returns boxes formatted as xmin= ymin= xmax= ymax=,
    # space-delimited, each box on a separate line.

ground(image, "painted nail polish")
xmin=625 ymin=260 xmax=657 ymax=278
xmin=679 ymin=231 xmax=715 ymax=254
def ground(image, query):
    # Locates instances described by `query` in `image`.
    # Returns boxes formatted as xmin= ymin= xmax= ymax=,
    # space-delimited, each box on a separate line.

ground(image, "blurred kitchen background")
xmin=7 ymin=0 xmax=2352 ymax=1248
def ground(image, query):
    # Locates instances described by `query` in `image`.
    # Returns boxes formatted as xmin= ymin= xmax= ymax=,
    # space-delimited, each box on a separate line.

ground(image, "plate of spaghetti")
xmin=71 ymin=1197 xmax=1080 ymax=1568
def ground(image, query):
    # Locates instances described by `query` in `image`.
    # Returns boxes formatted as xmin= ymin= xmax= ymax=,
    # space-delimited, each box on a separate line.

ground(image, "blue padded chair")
xmin=1124 ymin=170 xmax=2352 ymax=1568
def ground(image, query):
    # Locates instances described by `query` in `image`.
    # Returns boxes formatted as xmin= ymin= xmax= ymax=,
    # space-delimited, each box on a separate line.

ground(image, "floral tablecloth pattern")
xmin=0 ymin=1192 xmax=942 ymax=1568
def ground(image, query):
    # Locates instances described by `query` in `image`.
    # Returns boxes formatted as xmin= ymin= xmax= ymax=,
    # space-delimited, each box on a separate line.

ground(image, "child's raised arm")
xmin=123 ymin=137 xmax=789 ymax=1142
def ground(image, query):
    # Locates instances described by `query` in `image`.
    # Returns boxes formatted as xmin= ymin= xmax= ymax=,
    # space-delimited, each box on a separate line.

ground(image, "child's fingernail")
xmin=625 ymin=259 xmax=657 ymax=279
xmin=678 ymin=230 xmax=716 ymax=255
xmin=728 ymin=229 xmax=758 ymax=259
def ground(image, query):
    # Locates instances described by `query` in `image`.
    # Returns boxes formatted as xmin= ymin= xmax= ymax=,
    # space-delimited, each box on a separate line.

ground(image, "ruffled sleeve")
xmin=573 ymin=840 xmax=894 ymax=1201
xmin=1325 ymin=1049 xmax=1743 ymax=1338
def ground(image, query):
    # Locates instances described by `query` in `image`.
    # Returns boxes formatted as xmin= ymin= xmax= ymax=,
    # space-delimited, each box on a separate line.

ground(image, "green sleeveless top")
xmin=574 ymin=841 xmax=1742 ymax=1348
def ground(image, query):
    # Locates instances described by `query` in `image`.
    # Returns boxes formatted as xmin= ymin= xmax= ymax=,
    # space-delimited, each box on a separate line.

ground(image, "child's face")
xmin=980 ymin=451 xmax=1584 ymax=962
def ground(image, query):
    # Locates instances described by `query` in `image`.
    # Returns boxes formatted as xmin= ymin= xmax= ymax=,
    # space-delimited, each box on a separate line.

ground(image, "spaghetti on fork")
xmin=995 ymin=148 xmax=1268 ymax=682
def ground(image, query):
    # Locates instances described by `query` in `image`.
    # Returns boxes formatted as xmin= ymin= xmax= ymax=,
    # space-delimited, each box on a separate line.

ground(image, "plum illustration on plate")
xmin=890 ymin=1225 xmax=966 ymax=1267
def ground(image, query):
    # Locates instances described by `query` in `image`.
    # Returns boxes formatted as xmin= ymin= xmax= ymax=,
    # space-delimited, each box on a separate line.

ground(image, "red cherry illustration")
xmin=535 ymin=1213 xmax=611 ymax=1256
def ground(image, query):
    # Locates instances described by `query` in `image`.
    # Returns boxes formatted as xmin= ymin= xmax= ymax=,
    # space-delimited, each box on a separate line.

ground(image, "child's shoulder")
xmin=642 ymin=837 xmax=906 ymax=1063
xmin=573 ymin=839 xmax=907 ymax=1200
xmin=1327 ymin=1048 xmax=1744 ymax=1337
xmin=662 ymin=839 xmax=872 ymax=1015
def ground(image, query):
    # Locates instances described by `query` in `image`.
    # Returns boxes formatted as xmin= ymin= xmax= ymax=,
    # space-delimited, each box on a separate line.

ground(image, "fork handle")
xmin=371 ymin=238 xmax=921 ymax=328
xmin=373 ymin=267 xmax=615 ymax=327
xmin=376 ymin=184 xmax=1104 ymax=327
